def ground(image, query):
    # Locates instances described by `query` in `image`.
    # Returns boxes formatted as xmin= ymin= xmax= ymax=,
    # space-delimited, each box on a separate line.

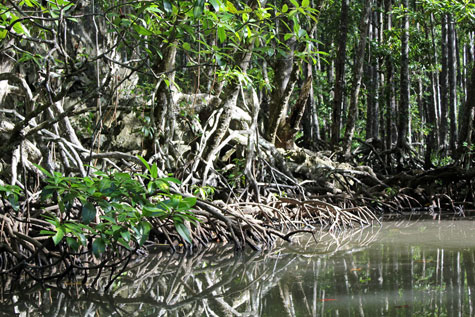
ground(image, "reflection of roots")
xmin=0 ymin=225 xmax=386 ymax=316
xmin=0 ymin=244 xmax=300 ymax=316
xmin=287 ymin=225 xmax=382 ymax=257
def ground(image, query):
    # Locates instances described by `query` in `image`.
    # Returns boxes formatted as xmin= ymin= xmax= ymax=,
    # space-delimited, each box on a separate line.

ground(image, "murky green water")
xmin=2 ymin=219 xmax=475 ymax=316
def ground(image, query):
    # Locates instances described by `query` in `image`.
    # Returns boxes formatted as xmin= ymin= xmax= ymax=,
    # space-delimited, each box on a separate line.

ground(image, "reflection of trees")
xmin=2 ymin=222 xmax=475 ymax=316
xmin=0 ymin=243 xmax=302 ymax=316
xmin=270 ymin=222 xmax=475 ymax=316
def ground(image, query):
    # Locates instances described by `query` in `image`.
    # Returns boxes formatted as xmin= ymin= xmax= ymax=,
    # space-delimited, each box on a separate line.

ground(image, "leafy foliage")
xmin=36 ymin=157 xmax=197 ymax=256
xmin=0 ymin=184 xmax=22 ymax=212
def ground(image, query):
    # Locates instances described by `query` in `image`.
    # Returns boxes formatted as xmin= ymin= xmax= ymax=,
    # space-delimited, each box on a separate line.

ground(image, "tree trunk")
xmin=266 ymin=62 xmax=299 ymax=145
xmin=384 ymin=0 xmax=397 ymax=151
xmin=366 ymin=8 xmax=380 ymax=141
xmin=423 ymin=21 xmax=439 ymax=167
xmin=204 ymin=49 xmax=254 ymax=164
xmin=447 ymin=14 xmax=458 ymax=153
xmin=397 ymin=0 xmax=410 ymax=150
xmin=302 ymin=25 xmax=320 ymax=149
xmin=277 ymin=75 xmax=313 ymax=149
xmin=439 ymin=14 xmax=449 ymax=150
xmin=343 ymin=0 xmax=372 ymax=154
xmin=330 ymin=0 xmax=349 ymax=146
xmin=457 ymin=62 xmax=475 ymax=153
xmin=302 ymin=62 xmax=319 ymax=149
xmin=265 ymin=14 xmax=299 ymax=145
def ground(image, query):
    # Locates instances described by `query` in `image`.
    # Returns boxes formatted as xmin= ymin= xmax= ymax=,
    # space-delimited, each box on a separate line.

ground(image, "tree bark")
xmin=266 ymin=63 xmax=299 ymax=145
xmin=366 ymin=8 xmax=380 ymax=141
xmin=396 ymin=0 xmax=410 ymax=150
xmin=277 ymin=75 xmax=313 ymax=149
xmin=302 ymin=62 xmax=319 ymax=149
xmin=330 ymin=0 xmax=349 ymax=146
xmin=439 ymin=14 xmax=449 ymax=150
xmin=265 ymin=14 xmax=298 ymax=145
xmin=424 ymin=13 xmax=440 ymax=164
xmin=204 ymin=49 xmax=254 ymax=164
xmin=447 ymin=14 xmax=458 ymax=153
xmin=384 ymin=0 xmax=397 ymax=151
xmin=457 ymin=62 xmax=475 ymax=153
xmin=343 ymin=0 xmax=372 ymax=154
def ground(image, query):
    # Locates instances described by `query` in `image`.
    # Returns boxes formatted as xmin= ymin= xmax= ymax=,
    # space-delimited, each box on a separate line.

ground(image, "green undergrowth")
xmin=1 ymin=157 xmax=198 ymax=257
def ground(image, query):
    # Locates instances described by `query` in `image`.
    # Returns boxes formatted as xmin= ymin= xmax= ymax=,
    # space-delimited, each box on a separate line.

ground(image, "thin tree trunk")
xmin=302 ymin=25 xmax=320 ymax=149
xmin=457 ymin=62 xmax=475 ymax=154
xmin=343 ymin=0 xmax=373 ymax=154
xmin=448 ymin=14 xmax=458 ymax=153
xmin=366 ymin=8 xmax=380 ymax=141
xmin=429 ymin=13 xmax=441 ymax=130
xmin=423 ymin=18 xmax=439 ymax=167
xmin=397 ymin=0 xmax=410 ymax=150
xmin=439 ymin=14 xmax=449 ymax=150
xmin=385 ymin=0 xmax=397 ymax=151
xmin=302 ymin=62 xmax=319 ymax=149
xmin=330 ymin=0 xmax=349 ymax=146
xmin=366 ymin=12 xmax=376 ymax=140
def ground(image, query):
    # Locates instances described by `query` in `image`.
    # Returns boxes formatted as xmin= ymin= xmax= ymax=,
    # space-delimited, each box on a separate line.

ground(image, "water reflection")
xmin=2 ymin=220 xmax=475 ymax=316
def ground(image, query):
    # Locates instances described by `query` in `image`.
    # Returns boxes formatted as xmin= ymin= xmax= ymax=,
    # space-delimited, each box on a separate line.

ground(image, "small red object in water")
xmin=319 ymin=298 xmax=337 ymax=302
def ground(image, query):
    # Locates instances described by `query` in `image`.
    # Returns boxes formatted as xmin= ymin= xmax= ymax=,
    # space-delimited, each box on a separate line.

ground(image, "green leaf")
xmin=137 ymin=221 xmax=152 ymax=246
xmin=182 ymin=42 xmax=191 ymax=51
xmin=120 ymin=230 xmax=131 ymax=242
xmin=93 ymin=170 xmax=109 ymax=177
xmin=218 ymin=26 xmax=226 ymax=43
xmin=7 ymin=195 xmax=19 ymax=211
xmin=284 ymin=33 xmax=293 ymax=41
xmin=76 ymin=232 xmax=88 ymax=246
xmin=282 ymin=4 xmax=288 ymax=13
xmin=52 ymin=227 xmax=64 ymax=245
xmin=40 ymin=230 xmax=56 ymax=236
xmin=81 ymin=201 xmax=96 ymax=224
xmin=134 ymin=24 xmax=153 ymax=36
xmin=289 ymin=0 xmax=299 ymax=8
xmin=142 ymin=204 xmax=167 ymax=217
xmin=66 ymin=237 xmax=79 ymax=251
xmin=151 ymin=163 xmax=158 ymax=179
xmin=118 ymin=237 xmax=131 ymax=249
xmin=193 ymin=0 xmax=204 ymax=18
xmin=302 ymin=0 xmax=309 ymax=7
xmin=161 ymin=177 xmax=181 ymax=184
xmin=33 ymin=163 xmax=52 ymax=178
xmin=180 ymin=197 xmax=197 ymax=209
xmin=92 ymin=238 xmax=106 ymax=257
xmin=175 ymin=222 xmax=192 ymax=244
xmin=226 ymin=0 xmax=238 ymax=13
xmin=163 ymin=0 xmax=172 ymax=14
xmin=209 ymin=0 xmax=220 ymax=11
xmin=114 ymin=172 xmax=131 ymax=182
xmin=137 ymin=155 xmax=150 ymax=173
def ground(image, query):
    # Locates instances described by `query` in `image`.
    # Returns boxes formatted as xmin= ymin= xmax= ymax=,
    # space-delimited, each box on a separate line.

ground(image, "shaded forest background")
xmin=0 ymin=0 xmax=474 ymax=261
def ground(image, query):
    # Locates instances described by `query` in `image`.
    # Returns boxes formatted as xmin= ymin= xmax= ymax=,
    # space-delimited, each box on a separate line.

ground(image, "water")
xmin=2 ymin=219 xmax=475 ymax=316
